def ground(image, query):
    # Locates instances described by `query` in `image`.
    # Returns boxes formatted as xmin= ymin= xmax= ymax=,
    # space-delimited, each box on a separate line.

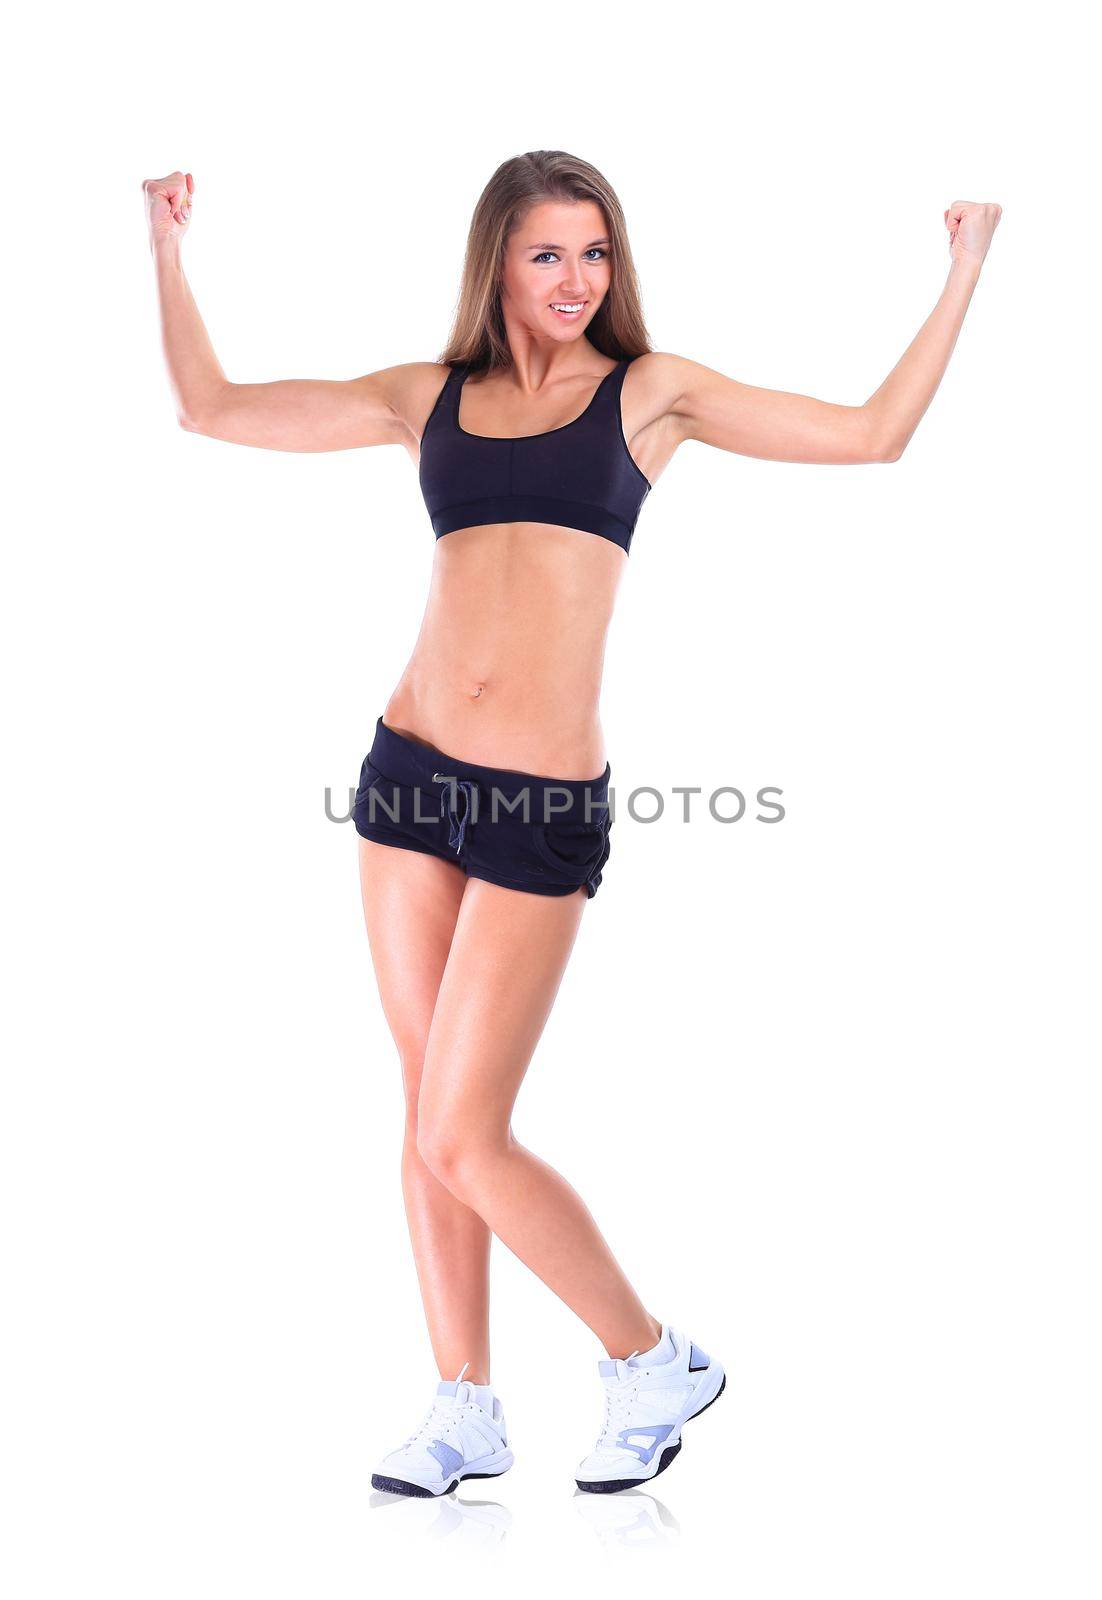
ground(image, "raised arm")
xmin=142 ymin=169 xmax=418 ymax=453
xmin=663 ymin=200 xmax=1003 ymax=466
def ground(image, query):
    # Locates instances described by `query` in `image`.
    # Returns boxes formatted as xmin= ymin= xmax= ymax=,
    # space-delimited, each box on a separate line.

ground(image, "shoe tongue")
xmin=598 ymin=1357 xmax=634 ymax=1381
xmin=438 ymin=1378 xmax=491 ymax=1408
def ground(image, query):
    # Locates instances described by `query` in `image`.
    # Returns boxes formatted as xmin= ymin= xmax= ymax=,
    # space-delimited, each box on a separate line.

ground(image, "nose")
xmin=557 ymin=266 xmax=589 ymax=297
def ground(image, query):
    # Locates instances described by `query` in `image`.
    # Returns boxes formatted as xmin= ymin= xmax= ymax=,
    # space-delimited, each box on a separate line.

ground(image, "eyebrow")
xmin=526 ymin=238 xmax=610 ymax=250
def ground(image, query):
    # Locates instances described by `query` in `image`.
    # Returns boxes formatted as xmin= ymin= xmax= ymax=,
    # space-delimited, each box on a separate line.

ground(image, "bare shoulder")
xmin=625 ymin=350 xmax=699 ymax=402
xmin=363 ymin=361 xmax=455 ymax=455
xmin=620 ymin=351 xmax=703 ymax=483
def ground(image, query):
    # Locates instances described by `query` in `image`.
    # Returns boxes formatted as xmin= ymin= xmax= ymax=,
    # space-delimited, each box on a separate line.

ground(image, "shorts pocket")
xmin=355 ymin=757 xmax=382 ymax=802
xmin=532 ymin=816 xmax=611 ymax=880
xmin=353 ymin=759 xmax=403 ymax=828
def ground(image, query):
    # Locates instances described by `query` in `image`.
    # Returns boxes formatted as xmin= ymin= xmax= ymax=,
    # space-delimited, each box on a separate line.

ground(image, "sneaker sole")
xmin=575 ymin=1370 xmax=727 ymax=1495
xmin=372 ymin=1451 xmax=514 ymax=1499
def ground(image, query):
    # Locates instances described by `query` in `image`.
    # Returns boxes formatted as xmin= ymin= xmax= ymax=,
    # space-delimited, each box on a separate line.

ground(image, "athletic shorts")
xmin=352 ymin=716 xmax=613 ymax=900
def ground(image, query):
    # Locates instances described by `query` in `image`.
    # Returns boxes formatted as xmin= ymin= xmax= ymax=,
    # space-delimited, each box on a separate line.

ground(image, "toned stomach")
xmin=383 ymin=522 xmax=626 ymax=779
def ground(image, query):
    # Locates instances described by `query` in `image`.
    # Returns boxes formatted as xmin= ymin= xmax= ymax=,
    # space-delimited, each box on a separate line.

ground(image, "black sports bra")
xmin=418 ymin=357 xmax=652 ymax=555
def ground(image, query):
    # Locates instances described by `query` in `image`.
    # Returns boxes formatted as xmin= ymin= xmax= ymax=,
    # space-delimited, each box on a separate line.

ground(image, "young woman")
xmin=143 ymin=152 xmax=1001 ymax=1498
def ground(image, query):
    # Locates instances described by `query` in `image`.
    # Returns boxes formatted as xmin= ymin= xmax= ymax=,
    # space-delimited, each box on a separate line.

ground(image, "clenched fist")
xmin=143 ymin=171 xmax=194 ymax=249
xmin=944 ymin=200 xmax=1002 ymax=269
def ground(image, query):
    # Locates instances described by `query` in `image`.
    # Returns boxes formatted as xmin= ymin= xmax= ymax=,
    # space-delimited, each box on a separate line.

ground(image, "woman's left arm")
xmin=665 ymin=200 xmax=1003 ymax=465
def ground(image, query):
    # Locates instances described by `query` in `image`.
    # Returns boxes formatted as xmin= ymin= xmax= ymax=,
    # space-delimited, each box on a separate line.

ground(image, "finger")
xmin=160 ymin=170 xmax=181 ymax=220
xmin=145 ymin=176 xmax=175 ymax=207
xmin=185 ymin=172 xmax=194 ymax=196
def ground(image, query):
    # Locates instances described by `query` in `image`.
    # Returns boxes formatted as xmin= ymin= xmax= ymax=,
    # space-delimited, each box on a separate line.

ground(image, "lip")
xmin=549 ymin=301 xmax=588 ymax=317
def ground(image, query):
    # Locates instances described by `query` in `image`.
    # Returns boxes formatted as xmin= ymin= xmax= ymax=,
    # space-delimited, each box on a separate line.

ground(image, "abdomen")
xmin=383 ymin=522 xmax=625 ymax=777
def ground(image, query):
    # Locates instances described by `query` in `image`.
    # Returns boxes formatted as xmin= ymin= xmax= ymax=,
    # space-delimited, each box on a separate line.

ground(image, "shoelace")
xmin=400 ymin=1394 xmax=465 ymax=1451
xmin=399 ymin=1361 xmax=482 ymax=1451
xmin=596 ymin=1360 xmax=644 ymax=1449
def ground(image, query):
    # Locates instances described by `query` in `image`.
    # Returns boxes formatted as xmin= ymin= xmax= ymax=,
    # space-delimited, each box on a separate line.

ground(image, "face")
xmin=500 ymin=199 xmax=612 ymax=344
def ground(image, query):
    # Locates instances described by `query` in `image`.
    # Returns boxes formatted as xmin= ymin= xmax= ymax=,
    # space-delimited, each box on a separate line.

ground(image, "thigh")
xmin=419 ymin=876 xmax=588 ymax=1132
xmin=357 ymin=836 xmax=467 ymax=1101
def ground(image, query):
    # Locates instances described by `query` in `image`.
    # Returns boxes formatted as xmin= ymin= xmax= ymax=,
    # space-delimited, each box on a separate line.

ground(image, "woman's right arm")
xmin=143 ymin=170 xmax=416 ymax=453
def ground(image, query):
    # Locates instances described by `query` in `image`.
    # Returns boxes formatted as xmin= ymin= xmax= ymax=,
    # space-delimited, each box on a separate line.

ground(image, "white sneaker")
xmin=575 ymin=1325 xmax=726 ymax=1493
xmin=371 ymin=1362 xmax=514 ymax=1498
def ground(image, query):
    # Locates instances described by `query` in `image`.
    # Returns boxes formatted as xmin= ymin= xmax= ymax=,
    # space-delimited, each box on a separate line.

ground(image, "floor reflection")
xmin=367 ymin=1482 xmax=680 ymax=1552
xmin=369 ymin=1487 xmax=511 ymax=1545
xmin=573 ymin=1487 xmax=680 ymax=1548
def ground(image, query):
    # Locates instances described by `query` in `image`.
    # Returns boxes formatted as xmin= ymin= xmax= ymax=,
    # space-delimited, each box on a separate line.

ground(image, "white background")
xmin=4 ymin=0 xmax=1098 ymax=1592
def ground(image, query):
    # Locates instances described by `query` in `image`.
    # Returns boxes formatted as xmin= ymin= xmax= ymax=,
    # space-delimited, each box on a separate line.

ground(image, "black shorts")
xmin=353 ymin=716 xmax=613 ymax=900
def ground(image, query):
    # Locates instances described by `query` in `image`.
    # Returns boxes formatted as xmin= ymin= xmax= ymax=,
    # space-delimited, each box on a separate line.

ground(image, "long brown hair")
xmin=437 ymin=151 xmax=653 ymax=374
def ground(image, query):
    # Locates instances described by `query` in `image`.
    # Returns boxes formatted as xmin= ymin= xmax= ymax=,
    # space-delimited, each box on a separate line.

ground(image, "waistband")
xmin=367 ymin=716 xmax=611 ymax=823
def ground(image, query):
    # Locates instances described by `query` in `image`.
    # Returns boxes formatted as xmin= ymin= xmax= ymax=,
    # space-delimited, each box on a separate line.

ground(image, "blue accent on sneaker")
xmin=598 ymin=1359 xmax=619 ymax=1378
xmin=427 ymin=1438 xmax=464 ymax=1476
xmin=688 ymin=1343 xmax=710 ymax=1371
xmin=616 ymin=1423 xmax=674 ymax=1464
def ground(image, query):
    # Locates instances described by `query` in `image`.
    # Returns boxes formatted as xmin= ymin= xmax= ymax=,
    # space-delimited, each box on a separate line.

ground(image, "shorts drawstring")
xmin=433 ymin=773 xmax=479 ymax=854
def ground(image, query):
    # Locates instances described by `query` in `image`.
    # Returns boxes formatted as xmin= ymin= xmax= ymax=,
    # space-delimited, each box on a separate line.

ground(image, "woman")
xmin=143 ymin=152 xmax=1001 ymax=1498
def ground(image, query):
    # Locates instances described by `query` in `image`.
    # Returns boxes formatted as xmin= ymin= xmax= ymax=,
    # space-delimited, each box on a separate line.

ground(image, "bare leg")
xmin=416 ymin=877 xmax=661 ymax=1360
xmin=358 ymin=837 xmax=494 ymax=1384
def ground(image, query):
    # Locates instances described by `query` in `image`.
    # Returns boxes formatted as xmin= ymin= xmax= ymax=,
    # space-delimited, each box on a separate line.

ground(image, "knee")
xmin=416 ymin=1118 xmax=502 ymax=1199
xmin=415 ymin=1120 xmax=468 ymax=1190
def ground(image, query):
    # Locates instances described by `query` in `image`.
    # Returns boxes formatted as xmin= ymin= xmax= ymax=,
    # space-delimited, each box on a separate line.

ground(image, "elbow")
xmin=178 ymin=404 xmax=223 ymax=438
xmin=868 ymin=426 xmax=906 ymax=463
xmin=860 ymin=406 xmax=905 ymax=463
xmin=178 ymin=383 xmax=233 ymax=438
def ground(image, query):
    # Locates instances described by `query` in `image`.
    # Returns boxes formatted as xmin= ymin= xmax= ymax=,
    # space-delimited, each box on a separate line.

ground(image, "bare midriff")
xmin=382 ymin=520 xmax=627 ymax=780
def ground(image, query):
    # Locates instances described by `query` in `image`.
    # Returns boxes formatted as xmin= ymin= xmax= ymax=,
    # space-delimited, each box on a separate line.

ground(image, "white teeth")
xmin=551 ymin=303 xmax=584 ymax=312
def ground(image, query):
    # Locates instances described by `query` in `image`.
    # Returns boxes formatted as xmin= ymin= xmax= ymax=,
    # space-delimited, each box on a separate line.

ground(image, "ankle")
xmin=606 ymin=1314 xmax=663 ymax=1361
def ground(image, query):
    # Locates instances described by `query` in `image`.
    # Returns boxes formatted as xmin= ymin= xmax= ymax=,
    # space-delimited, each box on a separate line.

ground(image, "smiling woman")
xmin=143 ymin=148 xmax=1001 ymax=1501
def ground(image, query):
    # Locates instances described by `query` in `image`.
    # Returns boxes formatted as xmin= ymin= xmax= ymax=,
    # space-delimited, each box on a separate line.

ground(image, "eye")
xmin=532 ymin=248 xmax=608 ymax=264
